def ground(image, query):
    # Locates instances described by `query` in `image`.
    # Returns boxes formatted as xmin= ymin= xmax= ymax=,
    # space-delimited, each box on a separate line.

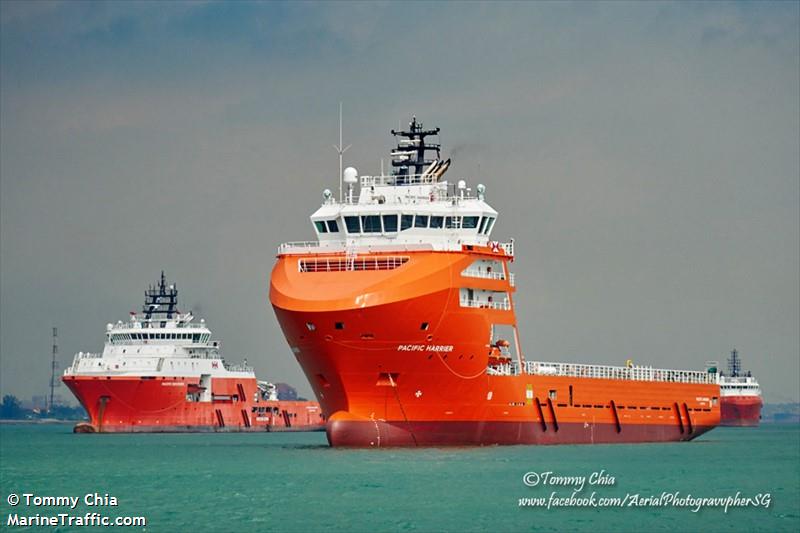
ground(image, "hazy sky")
xmin=1 ymin=1 xmax=798 ymax=403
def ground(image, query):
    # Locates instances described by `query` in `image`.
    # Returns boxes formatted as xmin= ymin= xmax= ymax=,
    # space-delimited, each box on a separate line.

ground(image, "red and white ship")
xmin=269 ymin=117 xmax=721 ymax=447
xmin=63 ymin=273 xmax=324 ymax=433
xmin=718 ymin=349 xmax=762 ymax=427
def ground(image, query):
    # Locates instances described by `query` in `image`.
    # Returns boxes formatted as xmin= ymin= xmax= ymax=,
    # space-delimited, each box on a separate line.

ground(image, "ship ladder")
xmin=546 ymin=398 xmax=559 ymax=432
xmin=610 ymin=400 xmax=622 ymax=433
xmin=673 ymin=402 xmax=684 ymax=434
xmin=682 ymin=403 xmax=694 ymax=434
xmin=534 ymin=400 xmax=547 ymax=432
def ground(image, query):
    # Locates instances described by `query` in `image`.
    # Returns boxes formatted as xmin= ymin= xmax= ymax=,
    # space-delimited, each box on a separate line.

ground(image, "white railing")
xmin=500 ymin=240 xmax=514 ymax=257
xmin=487 ymin=362 xmax=522 ymax=376
xmin=361 ymin=173 xmax=437 ymax=187
xmin=523 ymin=361 xmax=715 ymax=384
xmin=226 ymin=364 xmax=254 ymax=373
xmin=111 ymin=321 xmax=209 ymax=331
xmin=73 ymin=352 xmax=103 ymax=360
xmin=461 ymin=268 xmax=506 ymax=281
xmin=509 ymin=273 xmax=515 ymax=287
xmin=278 ymin=241 xmax=321 ymax=254
xmin=460 ymin=298 xmax=511 ymax=311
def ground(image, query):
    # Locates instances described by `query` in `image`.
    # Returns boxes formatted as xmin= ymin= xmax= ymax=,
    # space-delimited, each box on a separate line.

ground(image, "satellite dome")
xmin=343 ymin=167 xmax=358 ymax=184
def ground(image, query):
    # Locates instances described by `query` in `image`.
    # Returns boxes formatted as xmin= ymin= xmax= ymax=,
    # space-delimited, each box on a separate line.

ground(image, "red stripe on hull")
xmin=720 ymin=396 xmax=762 ymax=427
xmin=326 ymin=417 xmax=716 ymax=447
xmin=63 ymin=376 xmax=324 ymax=433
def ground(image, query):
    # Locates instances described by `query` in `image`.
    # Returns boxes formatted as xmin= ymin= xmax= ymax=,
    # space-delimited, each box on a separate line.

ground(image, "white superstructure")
xmin=280 ymin=117 xmax=503 ymax=255
xmin=64 ymin=273 xmax=253 ymax=382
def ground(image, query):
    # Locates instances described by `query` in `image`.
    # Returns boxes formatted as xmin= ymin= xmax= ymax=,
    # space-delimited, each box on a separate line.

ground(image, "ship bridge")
xmin=281 ymin=117 xmax=502 ymax=254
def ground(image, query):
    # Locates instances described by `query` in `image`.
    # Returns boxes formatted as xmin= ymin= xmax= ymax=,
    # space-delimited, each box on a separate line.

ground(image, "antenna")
xmin=332 ymin=102 xmax=351 ymax=202
xmin=48 ymin=327 xmax=60 ymax=413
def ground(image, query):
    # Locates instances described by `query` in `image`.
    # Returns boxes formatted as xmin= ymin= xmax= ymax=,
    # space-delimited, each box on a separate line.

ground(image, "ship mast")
xmin=333 ymin=102 xmax=351 ymax=203
xmin=727 ymin=349 xmax=741 ymax=378
xmin=390 ymin=116 xmax=441 ymax=180
xmin=48 ymin=327 xmax=59 ymax=413
xmin=143 ymin=271 xmax=178 ymax=321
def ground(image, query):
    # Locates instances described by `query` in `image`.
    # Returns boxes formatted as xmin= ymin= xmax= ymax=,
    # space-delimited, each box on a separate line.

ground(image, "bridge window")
xmin=478 ymin=216 xmax=488 ymax=233
xmin=314 ymin=221 xmax=327 ymax=233
xmin=382 ymin=214 xmax=398 ymax=233
xmin=361 ymin=215 xmax=381 ymax=233
xmin=401 ymin=215 xmax=413 ymax=231
xmin=445 ymin=216 xmax=459 ymax=229
xmin=484 ymin=217 xmax=496 ymax=234
xmin=326 ymin=220 xmax=339 ymax=232
xmin=430 ymin=216 xmax=444 ymax=229
xmin=463 ymin=216 xmax=479 ymax=229
xmin=414 ymin=215 xmax=429 ymax=228
xmin=344 ymin=216 xmax=360 ymax=233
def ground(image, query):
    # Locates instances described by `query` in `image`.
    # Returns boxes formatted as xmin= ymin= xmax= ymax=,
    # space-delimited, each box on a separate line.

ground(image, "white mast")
xmin=332 ymin=102 xmax=351 ymax=203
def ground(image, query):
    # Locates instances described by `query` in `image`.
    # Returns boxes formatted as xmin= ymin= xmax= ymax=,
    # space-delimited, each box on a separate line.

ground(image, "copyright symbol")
xmin=7 ymin=493 xmax=19 ymax=506
xmin=523 ymin=472 xmax=540 ymax=487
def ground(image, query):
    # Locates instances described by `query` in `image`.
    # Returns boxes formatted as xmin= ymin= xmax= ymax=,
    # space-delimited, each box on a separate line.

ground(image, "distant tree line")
xmin=1 ymin=394 xmax=87 ymax=420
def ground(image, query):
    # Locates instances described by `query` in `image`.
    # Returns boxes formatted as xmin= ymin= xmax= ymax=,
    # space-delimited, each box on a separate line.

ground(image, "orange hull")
xmin=63 ymin=375 xmax=325 ymax=433
xmin=270 ymin=248 xmax=720 ymax=446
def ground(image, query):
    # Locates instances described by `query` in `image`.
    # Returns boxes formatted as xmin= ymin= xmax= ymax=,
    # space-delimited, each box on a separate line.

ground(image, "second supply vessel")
xmin=64 ymin=273 xmax=324 ymax=433
xmin=718 ymin=349 xmax=762 ymax=427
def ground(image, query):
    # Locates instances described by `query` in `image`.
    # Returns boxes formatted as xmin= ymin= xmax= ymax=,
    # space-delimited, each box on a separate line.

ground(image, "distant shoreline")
xmin=0 ymin=419 xmax=84 ymax=425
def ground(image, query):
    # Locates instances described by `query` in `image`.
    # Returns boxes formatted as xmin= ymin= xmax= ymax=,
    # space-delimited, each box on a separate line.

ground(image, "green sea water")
xmin=1 ymin=423 xmax=798 ymax=532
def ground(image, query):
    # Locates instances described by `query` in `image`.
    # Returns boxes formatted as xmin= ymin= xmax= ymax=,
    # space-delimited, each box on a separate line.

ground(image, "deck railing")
xmin=461 ymin=268 xmax=506 ymax=281
xmin=523 ymin=361 xmax=715 ymax=384
xmin=460 ymin=298 xmax=511 ymax=311
xmin=278 ymin=241 xmax=322 ymax=254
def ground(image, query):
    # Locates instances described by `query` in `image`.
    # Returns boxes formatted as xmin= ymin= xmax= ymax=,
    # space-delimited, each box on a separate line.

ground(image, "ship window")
xmin=344 ymin=216 xmax=361 ymax=234
xmin=463 ymin=216 xmax=479 ymax=229
xmin=335 ymin=322 xmax=344 ymax=330
xmin=549 ymin=390 xmax=557 ymax=400
xmin=382 ymin=214 xmax=398 ymax=233
xmin=430 ymin=216 xmax=444 ymax=229
xmin=420 ymin=322 xmax=429 ymax=330
xmin=400 ymin=215 xmax=413 ymax=231
xmin=192 ymin=334 xmax=201 ymax=342
xmin=314 ymin=221 xmax=328 ymax=234
xmin=361 ymin=215 xmax=381 ymax=233
xmin=484 ymin=217 xmax=496 ymax=234
xmin=306 ymin=322 xmax=316 ymax=331
xmin=326 ymin=220 xmax=339 ymax=232
xmin=414 ymin=215 xmax=429 ymax=228
xmin=478 ymin=216 xmax=488 ymax=234
xmin=445 ymin=216 xmax=459 ymax=229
